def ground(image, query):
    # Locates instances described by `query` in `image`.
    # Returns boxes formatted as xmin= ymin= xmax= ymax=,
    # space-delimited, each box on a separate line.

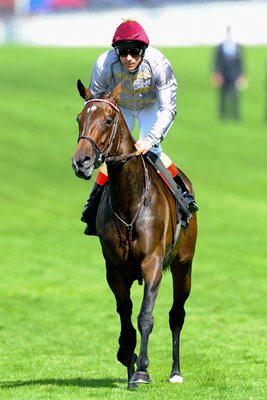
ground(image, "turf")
xmin=0 ymin=45 xmax=266 ymax=399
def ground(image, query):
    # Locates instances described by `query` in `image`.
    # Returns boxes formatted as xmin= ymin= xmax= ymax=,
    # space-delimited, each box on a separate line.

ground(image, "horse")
xmin=72 ymin=80 xmax=197 ymax=389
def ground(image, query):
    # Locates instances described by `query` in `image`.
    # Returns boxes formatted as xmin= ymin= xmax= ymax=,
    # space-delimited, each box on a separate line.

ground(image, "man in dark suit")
xmin=212 ymin=26 xmax=246 ymax=120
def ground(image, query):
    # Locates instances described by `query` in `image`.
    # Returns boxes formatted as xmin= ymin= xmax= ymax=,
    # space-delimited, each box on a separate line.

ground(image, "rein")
xmin=105 ymin=151 xmax=140 ymax=163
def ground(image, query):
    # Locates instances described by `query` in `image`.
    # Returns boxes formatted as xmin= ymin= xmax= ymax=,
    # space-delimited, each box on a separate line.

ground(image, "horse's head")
xmin=72 ymin=80 xmax=123 ymax=180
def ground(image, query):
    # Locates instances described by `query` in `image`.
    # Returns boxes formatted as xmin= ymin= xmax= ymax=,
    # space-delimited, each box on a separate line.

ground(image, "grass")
xmin=0 ymin=45 xmax=266 ymax=399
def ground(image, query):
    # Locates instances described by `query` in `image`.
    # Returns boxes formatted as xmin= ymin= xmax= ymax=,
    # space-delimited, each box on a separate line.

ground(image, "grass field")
xmin=0 ymin=45 xmax=266 ymax=399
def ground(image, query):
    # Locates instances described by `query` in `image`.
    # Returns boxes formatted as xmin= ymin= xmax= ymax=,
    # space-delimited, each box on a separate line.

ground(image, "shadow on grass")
xmin=0 ymin=377 xmax=126 ymax=389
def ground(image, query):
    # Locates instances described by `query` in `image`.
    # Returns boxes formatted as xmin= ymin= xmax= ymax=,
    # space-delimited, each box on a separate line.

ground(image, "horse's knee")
xmin=138 ymin=311 xmax=154 ymax=335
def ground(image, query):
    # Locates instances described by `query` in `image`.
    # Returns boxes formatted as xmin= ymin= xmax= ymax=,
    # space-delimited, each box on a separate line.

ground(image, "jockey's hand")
xmin=135 ymin=139 xmax=153 ymax=155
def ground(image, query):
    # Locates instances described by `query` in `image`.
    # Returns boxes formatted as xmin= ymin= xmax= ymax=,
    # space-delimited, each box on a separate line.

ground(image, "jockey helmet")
xmin=112 ymin=19 xmax=149 ymax=48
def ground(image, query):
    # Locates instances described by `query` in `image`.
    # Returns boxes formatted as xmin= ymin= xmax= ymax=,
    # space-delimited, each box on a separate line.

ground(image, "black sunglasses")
xmin=116 ymin=47 xmax=144 ymax=57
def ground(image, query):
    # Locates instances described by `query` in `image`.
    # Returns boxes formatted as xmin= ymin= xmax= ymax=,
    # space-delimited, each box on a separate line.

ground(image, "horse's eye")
xmin=105 ymin=118 xmax=113 ymax=126
xmin=76 ymin=115 xmax=81 ymax=123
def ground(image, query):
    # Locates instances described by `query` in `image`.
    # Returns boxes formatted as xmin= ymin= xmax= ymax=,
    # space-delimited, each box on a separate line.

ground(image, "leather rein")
xmin=78 ymin=98 xmax=149 ymax=249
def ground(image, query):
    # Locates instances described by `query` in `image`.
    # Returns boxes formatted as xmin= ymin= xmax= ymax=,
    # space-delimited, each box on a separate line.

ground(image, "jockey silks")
xmin=89 ymin=47 xmax=177 ymax=148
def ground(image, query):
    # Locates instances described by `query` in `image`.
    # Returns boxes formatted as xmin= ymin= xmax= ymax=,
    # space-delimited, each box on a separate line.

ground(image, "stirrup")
xmin=184 ymin=192 xmax=199 ymax=213
xmin=188 ymin=200 xmax=199 ymax=213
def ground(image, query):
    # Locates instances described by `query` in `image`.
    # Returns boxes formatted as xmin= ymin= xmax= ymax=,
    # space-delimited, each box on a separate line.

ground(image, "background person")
xmin=211 ymin=25 xmax=247 ymax=120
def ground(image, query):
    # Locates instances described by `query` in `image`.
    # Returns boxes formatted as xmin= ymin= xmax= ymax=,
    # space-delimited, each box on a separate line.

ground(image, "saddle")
xmin=145 ymin=151 xmax=192 ymax=222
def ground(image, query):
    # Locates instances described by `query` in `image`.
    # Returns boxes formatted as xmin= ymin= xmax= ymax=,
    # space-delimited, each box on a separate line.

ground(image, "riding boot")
xmin=173 ymin=173 xmax=199 ymax=213
xmin=81 ymin=182 xmax=104 ymax=236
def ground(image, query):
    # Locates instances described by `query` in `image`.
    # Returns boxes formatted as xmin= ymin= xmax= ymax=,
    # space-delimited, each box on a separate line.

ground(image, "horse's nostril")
xmin=72 ymin=155 xmax=92 ymax=170
xmin=83 ymin=156 xmax=91 ymax=166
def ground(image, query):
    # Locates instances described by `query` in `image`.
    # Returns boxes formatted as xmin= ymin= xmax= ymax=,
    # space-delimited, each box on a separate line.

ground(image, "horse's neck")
xmin=107 ymin=120 xmax=146 ymax=218
xmin=118 ymin=117 xmax=137 ymax=155
xmin=108 ymin=158 xmax=145 ymax=217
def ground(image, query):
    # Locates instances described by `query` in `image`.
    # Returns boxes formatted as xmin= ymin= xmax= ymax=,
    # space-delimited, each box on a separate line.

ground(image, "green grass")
xmin=0 ymin=45 xmax=266 ymax=399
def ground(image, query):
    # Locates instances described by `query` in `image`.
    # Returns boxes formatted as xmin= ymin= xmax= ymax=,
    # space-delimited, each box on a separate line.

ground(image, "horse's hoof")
xmin=130 ymin=371 xmax=151 ymax=384
xmin=169 ymin=374 xmax=183 ymax=383
xmin=127 ymin=381 xmax=138 ymax=390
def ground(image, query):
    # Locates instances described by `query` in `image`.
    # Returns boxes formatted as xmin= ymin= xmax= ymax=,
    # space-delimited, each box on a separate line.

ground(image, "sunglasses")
xmin=116 ymin=47 xmax=144 ymax=57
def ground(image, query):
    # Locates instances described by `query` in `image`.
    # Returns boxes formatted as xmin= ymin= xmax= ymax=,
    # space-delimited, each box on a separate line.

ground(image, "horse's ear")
xmin=110 ymin=83 xmax=123 ymax=103
xmin=77 ymin=79 xmax=92 ymax=101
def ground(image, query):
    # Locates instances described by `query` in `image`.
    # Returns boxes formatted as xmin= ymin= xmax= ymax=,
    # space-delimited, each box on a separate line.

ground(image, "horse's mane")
xmin=89 ymin=92 xmax=111 ymax=100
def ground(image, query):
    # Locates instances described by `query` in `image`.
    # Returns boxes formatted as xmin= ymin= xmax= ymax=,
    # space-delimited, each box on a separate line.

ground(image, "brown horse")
xmin=72 ymin=80 xmax=197 ymax=389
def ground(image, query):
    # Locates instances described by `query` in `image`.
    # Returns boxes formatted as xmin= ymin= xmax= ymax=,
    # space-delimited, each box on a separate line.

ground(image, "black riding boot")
xmin=173 ymin=173 xmax=199 ymax=213
xmin=81 ymin=182 xmax=104 ymax=236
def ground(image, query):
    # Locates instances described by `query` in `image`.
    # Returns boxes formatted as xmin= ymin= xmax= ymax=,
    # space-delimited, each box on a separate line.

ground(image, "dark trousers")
xmin=219 ymin=82 xmax=240 ymax=120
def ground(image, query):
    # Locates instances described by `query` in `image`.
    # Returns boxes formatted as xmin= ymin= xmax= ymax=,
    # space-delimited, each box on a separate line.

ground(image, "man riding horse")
xmin=81 ymin=19 xmax=198 ymax=235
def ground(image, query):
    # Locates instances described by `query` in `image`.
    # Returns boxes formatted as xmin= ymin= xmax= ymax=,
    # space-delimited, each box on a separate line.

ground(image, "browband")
xmin=84 ymin=98 xmax=120 ymax=113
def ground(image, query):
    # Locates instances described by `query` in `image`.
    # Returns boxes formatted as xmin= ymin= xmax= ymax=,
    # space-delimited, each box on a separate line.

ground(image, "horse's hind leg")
xmin=106 ymin=265 xmax=137 ymax=388
xmin=169 ymin=255 xmax=192 ymax=383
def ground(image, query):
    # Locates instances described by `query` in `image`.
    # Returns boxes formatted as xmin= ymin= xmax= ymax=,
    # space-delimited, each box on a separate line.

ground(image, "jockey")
xmin=81 ymin=19 xmax=198 ymax=235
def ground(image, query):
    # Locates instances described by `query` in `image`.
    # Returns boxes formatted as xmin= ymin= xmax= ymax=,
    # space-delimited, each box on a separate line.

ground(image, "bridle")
xmin=78 ymin=98 xmax=138 ymax=167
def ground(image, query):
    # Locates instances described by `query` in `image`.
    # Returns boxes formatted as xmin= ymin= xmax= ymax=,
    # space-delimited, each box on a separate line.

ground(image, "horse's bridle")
xmin=78 ymin=99 xmax=122 ymax=168
xmin=78 ymin=98 xmax=140 ymax=167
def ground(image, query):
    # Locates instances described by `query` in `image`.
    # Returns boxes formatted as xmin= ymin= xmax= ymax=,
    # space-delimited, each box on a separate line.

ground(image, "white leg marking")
xmin=169 ymin=375 xmax=183 ymax=383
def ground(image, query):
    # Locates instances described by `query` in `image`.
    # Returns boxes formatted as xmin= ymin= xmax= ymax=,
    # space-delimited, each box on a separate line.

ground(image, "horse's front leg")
xmin=130 ymin=257 xmax=163 ymax=384
xmin=169 ymin=217 xmax=196 ymax=383
xmin=106 ymin=264 xmax=137 ymax=389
